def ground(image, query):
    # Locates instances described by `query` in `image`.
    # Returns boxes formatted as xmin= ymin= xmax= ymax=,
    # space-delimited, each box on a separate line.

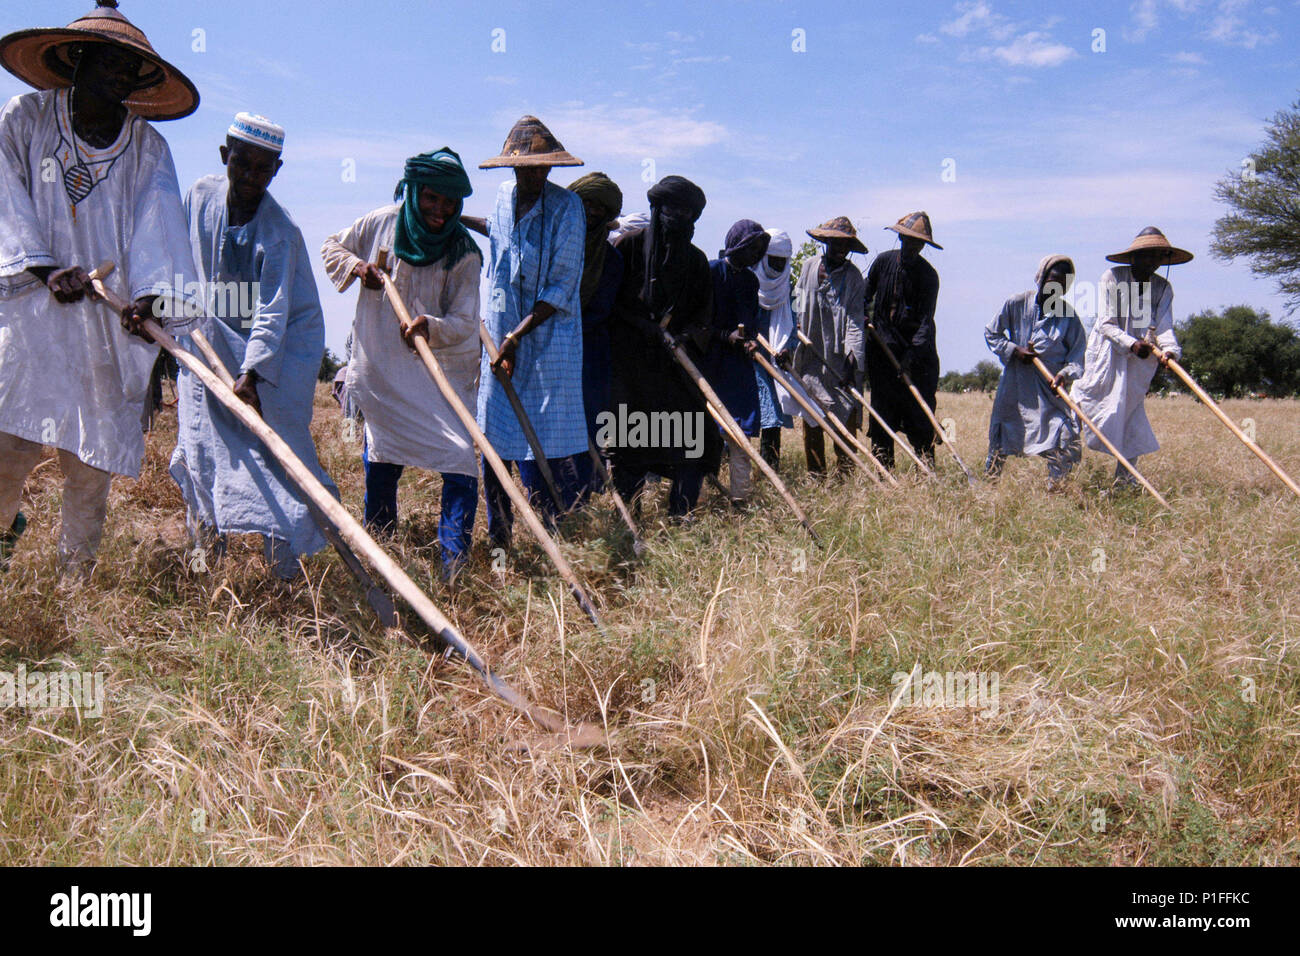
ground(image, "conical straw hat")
xmin=1106 ymin=226 xmax=1193 ymax=266
xmin=480 ymin=115 xmax=583 ymax=168
xmin=0 ymin=1 xmax=198 ymax=121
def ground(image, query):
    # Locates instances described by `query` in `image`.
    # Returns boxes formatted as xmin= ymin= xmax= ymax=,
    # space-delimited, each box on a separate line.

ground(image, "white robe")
xmin=321 ymin=204 xmax=480 ymax=475
xmin=0 ymin=89 xmax=198 ymax=477
xmin=1070 ymin=266 xmax=1181 ymax=459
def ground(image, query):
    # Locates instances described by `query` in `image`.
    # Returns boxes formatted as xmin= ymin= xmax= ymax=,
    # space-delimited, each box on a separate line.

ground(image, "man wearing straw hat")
xmin=476 ymin=116 xmax=588 ymax=548
xmin=864 ymin=211 xmax=943 ymax=471
xmin=793 ymin=216 xmax=867 ymax=477
xmin=170 ymin=113 xmax=339 ymax=581
xmin=0 ymin=1 xmax=200 ymax=578
xmin=1070 ymin=227 xmax=1189 ymax=486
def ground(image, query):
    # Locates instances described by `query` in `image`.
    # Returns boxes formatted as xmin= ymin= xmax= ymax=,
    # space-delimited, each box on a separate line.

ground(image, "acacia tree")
xmin=1212 ymin=98 xmax=1300 ymax=310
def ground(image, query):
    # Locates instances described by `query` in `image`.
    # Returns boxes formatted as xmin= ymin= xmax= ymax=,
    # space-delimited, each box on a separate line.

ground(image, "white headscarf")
xmin=1035 ymin=254 xmax=1075 ymax=291
xmin=752 ymin=228 xmax=794 ymax=346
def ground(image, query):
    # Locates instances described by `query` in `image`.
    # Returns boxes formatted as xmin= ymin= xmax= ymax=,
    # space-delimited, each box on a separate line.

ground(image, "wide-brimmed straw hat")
xmin=1106 ymin=226 xmax=1193 ymax=266
xmin=886 ymin=211 xmax=942 ymax=250
xmin=806 ymin=216 xmax=867 ymax=254
xmin=480 ymin=115 xmax=583 ymax=169
xmin=0 ymin=1 xmax=198 ymax=121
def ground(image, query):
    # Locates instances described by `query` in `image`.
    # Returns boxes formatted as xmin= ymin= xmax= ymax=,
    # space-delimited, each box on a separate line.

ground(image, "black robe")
xmin=608 ymin=230 xmax=722 ymax=474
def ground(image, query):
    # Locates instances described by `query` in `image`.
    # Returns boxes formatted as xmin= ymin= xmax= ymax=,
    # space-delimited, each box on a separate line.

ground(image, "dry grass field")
xmin=1 ymin=386 xmax=1297 ymax=865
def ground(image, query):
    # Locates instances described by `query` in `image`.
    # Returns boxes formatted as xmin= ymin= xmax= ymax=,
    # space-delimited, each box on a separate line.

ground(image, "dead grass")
xmin=0 ymin=387 xmax=1297 ymax=865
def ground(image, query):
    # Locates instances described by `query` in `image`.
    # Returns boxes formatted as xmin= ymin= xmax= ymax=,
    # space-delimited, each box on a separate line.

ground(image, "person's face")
xmin=581 ymin=197 xmax=608 ymax=233
xmin=658 ymin=203 xmax=695 ymax=234
xmin=220 ymin=140 xmax=282 ymax=207
xmin=416 ymin=185 xmax=457 ymax=232
xmin=514 ymin=165 xmax=550 ymax=197
xmin=1040 ymin=262 xmax=1074 ymax=311
xmin=75 ymin=43 xmax=143 ymax=105
xmin=729 ymin=241 xmax=766 ymax=269
xmin=824 ymin=238 xmax=850 ymax=269
xmin=766 ymin=255 xmax=788 ymax=274
xmin=1130 ymin=249 xmax=1163 ymax=282
xmin=900 ymin=237 xmax=925 ymax=262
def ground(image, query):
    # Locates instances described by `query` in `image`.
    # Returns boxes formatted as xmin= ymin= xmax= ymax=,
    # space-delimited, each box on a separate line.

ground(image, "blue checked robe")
xmin=478 ymin=179 xmax=587 ymax=461
xmin=169 ymin=175 xmax=336 ymax=556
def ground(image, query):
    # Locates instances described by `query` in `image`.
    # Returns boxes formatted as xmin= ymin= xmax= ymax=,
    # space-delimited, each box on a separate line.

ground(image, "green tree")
xmin=1211 ymin=97 xmax=1300 ymax=310
xmin=1175 ymin=305 xmax=1300 ymax=398
xmin=938 ymin=359 xmax=1002 ymax=393
xmin=319 ymin=347 xmax=344 ymax=382
xmin=788 ymin=239 xmax=818 ymax=294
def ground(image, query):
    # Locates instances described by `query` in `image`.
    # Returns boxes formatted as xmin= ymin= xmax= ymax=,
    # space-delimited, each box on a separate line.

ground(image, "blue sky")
xmin=4 ymin=0 xmax=1298 ymax=372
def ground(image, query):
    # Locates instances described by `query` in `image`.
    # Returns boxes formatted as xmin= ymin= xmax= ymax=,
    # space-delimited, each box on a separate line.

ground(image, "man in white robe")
xmin=322 ymin=149 xmax=482 ymax=575
xmin=0 ymin=4 xmax=200 ymax=577
xmin=1070 ymin=227 xmax=1190 ymax=485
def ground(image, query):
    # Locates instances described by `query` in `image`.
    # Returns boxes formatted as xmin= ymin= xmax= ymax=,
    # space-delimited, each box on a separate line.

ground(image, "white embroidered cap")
xmin=227 ymin=112 xmax=284 ymax=153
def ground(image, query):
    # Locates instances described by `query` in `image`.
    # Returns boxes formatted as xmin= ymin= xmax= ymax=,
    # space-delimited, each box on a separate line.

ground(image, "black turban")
xmin=646 ymin=175 xmax=706 ymax=221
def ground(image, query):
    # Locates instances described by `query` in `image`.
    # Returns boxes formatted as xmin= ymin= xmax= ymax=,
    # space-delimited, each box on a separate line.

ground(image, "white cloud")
xmin=1126 ymin=0 xmax=1277 ymax=46
xmin=937 ymin=3 xmax=1076 ymax=68
xmin=941 ymin=2 xmax=1010 ymax=39
xmin=529 ymin=104 xmax=727 ymax=161
xmin=1206 ymin=0 xmax=1279 ymax=47
xmin=986 ymin=32 xmax=1079 ymax=68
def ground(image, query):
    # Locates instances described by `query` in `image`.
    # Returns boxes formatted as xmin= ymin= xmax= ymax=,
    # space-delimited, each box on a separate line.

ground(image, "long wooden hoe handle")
xmin=480 ymin=323 xmax=647 ymax=550
xmin=754 ymin=333 xmax=894 ymax=487
xmin=1149 ymin=346 xmax=1300 ymax=501
xmin=795 ymin=328 xmax=935 ymax=478
xmin=658 ymin=320 xmax=821 ymax=546
xmin=1030 ymin=355 xmax=1171 ymax=509
xmin=377 ymin=272 xmax=605 ymax=631
xmin=866 ymin=323 xmax=978 ymax=485
xmin=85 ymin=261 xmax=585 ymax=736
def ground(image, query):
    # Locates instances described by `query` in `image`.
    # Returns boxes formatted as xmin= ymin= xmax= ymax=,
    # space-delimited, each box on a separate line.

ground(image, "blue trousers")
xmin=362 ymin=442 xmax=477 ymax=569
xmin=484 ymin=452 xmax=584 ymax=547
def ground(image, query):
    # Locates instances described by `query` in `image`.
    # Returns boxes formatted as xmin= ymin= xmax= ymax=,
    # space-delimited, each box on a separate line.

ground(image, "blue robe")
xmin=170 ymin=174 xmax=336 ymax=555
xmin=985 ymin=290 xmax=1085 ymax=458
xmin=478 ymin=179 xmax=587 ymax=460
xmin=705 ymin=258 xmax=761 ymax=437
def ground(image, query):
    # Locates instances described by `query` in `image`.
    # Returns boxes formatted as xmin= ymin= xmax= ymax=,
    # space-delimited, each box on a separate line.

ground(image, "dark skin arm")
xmin=461 ymin=216 xmax=488 ymax=238
xmin=493 ymin=301 xmax=558 ymax=377
xmin=726 ymin=324 xmax=757 ymax=355
xmin=118 ymin=295 xmax=161 ymax=345
xmin=231 ymin=369 xmax=262 ymax=415
xmin=29 ymin=265 xmax=97 ymax=303
xmin=351 ymin=261 xmax=387 ymax=290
